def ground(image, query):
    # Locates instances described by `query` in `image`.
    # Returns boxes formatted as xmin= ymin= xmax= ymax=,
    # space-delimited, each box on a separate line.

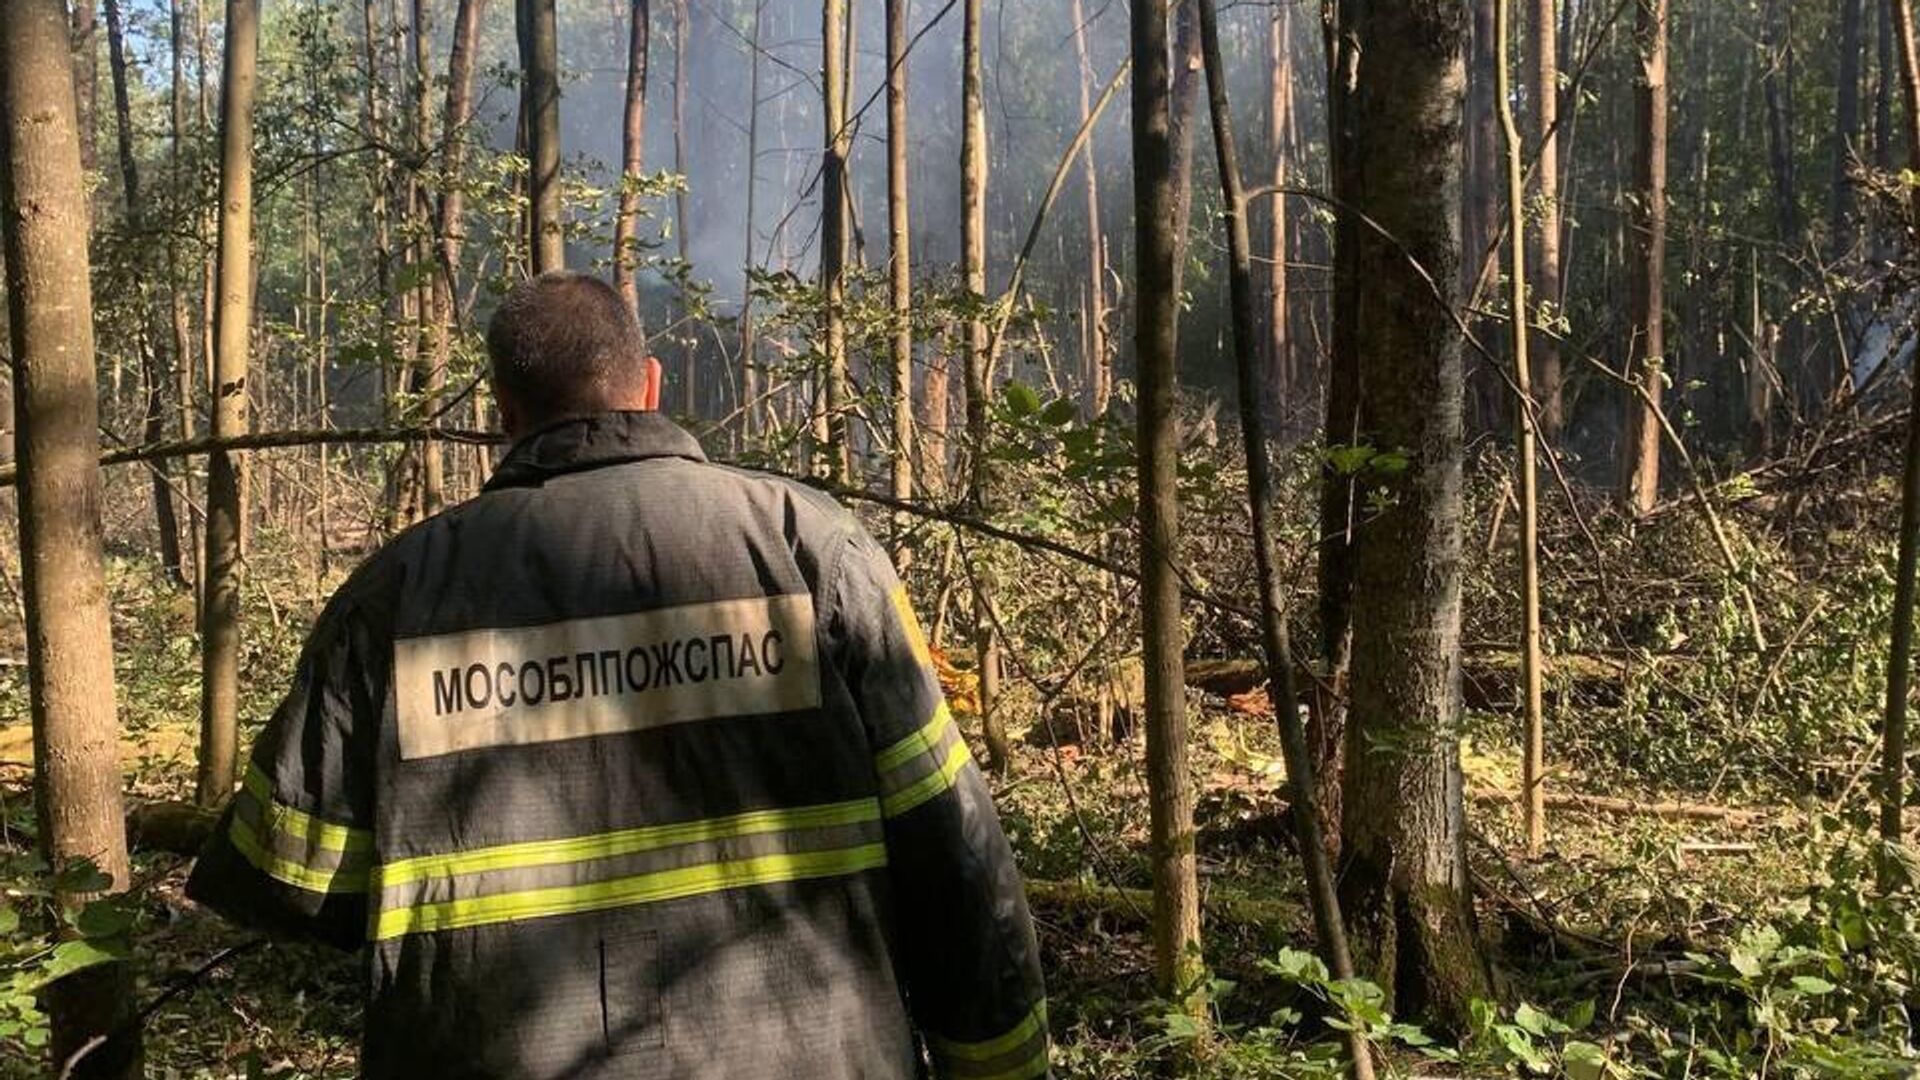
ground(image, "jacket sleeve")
xmin=184 ymin=594 xmax=381 ymax=951
xmin=826 ymin=527 xmax=1050 ymax=1080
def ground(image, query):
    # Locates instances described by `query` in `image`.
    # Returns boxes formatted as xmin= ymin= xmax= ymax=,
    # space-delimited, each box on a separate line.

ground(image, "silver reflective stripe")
xmin=371 ymin=799 xmax=886 ymax=940
xmin=392 ymin=594 xmax=821 ymax=759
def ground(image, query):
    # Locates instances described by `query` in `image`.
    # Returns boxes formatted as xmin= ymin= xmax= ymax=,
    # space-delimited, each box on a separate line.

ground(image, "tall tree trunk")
xmin=1879 ymin=0 xmax=1920 ymax=843
xmin=198 ymin=0 xmax=259 ymax=808
xmin=1197 ymin=1 xmax=1369 ymax=1072
xmin=520 ymin=0 xmax=563 ymax=273
xmin=1264 ymin=1 xmax=1292 ymax=429
xmin=739 ymin=0 xmax=766 ymax=442
xmin=1331 ymin=0 xmax=1491 ymax=1026
xmin=1071 ymin=0 xmax=1110 ymax=418
xmin=886 ymin=0 xmax=914 ymax=562
xmin=1880 ymin=0 xmax=1897 ymax=175
xmin=1499 ymin=0 xmax=1549 ymax=857
xmin=70 ymin=0 xmax=98 ymax=181
xmin=821 ymin=0 xmax=852 ymax=483
xmin=1132 ymin=0 xmax=1202 ymax=1010
xmin=1531 ymin=0 xmax=1565 ymax=441
xmin=1 ymin=4 xmax=141 ymax=1073
xmin=961 ymin=0 xmax=1008 ymax=772
xmin=1166 ymin=0 xmax=1201 ymax=332
xmin=672 ymin=0 xmax=693 ymax=411
xmin=1837 ymin=0 xmax=1865 ymax=251
xmin=430 ymin=0 xmax=487 ymax=498
xmin=1620 ymin=0 xmax=1667 ymax=516
xmin=169 ymin=0 xmax=202 ymax=595
xmin=1462 ymin=0 xmax=1502 ymax=431
xmin=614 ymin=0 xmax=651 ymax=313
xmin=410 ymin=0 xmax=442 ymax=515
xmin=105 ymin=0 xmax=188 ymax=586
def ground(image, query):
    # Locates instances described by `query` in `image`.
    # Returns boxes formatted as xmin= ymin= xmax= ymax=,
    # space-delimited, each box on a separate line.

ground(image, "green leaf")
xmin=39 ymin=938 xmax=125 ymax=985
xmin=1039 ymin=399 xmax=1078 ymax=426
xmin=1005 ymin=383 xmax=1041 ymax=417
xmin=1789 ymin=975 xmax=1837 ymax=996
xmin=1562 ymin=1040 xmax=1610 ymax=1080
xmin=1564 ymin=999 xmax=1596 ymax=1031
xmin=50 ymin=860 xmax=111 ymax=896
xmin=0 ymin=904 xmax=18 ymax=936
xmin=74 ymin=900 xmax=132 ymax=940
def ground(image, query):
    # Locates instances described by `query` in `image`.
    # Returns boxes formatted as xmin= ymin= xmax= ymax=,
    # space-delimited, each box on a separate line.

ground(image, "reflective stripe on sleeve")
xmin=929 ymin=1002 xmax=1051 ymax=1080
xmin=874 ymin=704 xmax=974 ymax=818
xmin=370 ymin=798 xmax=888 ymax=940
xmin=228 ymin=766 xmax=373 ymax=895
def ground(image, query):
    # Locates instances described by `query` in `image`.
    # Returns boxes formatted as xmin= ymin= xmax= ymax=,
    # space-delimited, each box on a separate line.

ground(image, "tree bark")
xmin=520 ymin=0 xmax=564 ymax=273
xmin=1264 ymin=2 xmax=1293 ymax=430
xmin=1070 ymin=0 xmax=1110 ymax=418
xmin=70 ymin=0 xmax=98 ymax=180
xmin=886 ymin=0 xmax=914 ymax=562
xmin=1620 ymin=0 xmax=1667 ymax=516
xmin=1530 ymin=0 xmax=1564 ymax=441
xmin=1837 ymin=0 xmax=1865 ymax=252
xmin=105 ymin=0 xmax=189 ymax=587
xmin=1331 ymin=0 xmax=1491 ymax=1026
xmin=1498 ymin=0 xmax=1549 ymax=858
xmin=198 ymin=0 xmax=259 ymax=808
xmin=410 ymin=0 xmax=442 ymax=515
xmin=960 ymin=0 xmax=1007 ymax=772
xmin=1196 ymin=2 xmax=1370 ymax=1073
xmin=614 ymin=0 xmax=651 ymax=313
xmin=1879 ymin=0 xmax=1920 ymax=843
xmin=1 ymin=0 xmax=141 ymax=1072
xmin=429 ymin=0 xmax=488 ymax=505
xmin=1131 ymin=0 xmax=1203 ymax=1010
xmin=821 ymin=0 xmax=852 ymax=483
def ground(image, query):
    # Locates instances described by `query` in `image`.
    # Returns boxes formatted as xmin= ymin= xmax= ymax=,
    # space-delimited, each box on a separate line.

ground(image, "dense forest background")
xmin=6 ymin=0 xmax=1920 ymax=1075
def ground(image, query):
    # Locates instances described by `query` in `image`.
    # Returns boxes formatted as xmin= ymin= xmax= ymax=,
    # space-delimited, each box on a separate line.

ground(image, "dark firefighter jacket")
xmin=186 ymin=411 xmax=1048 ymax=1080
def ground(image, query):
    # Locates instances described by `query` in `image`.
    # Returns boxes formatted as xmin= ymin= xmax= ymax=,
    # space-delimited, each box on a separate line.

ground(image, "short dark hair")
xmin=486 ymin=272 xmax=647 ymax=421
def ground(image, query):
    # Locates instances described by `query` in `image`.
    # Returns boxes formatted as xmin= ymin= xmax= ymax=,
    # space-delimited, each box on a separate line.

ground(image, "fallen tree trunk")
xmin=127 ymin=800 xmax=220 ymax=856
xmin=1468 ymin=786 xmax=1767 ymax=823
xmin=1024 ymin=878 xmax=1304 ymax=933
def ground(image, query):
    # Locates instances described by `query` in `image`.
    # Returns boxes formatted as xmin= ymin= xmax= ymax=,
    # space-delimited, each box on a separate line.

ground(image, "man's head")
xmin=486 ymin=271 xmax=652 ymax=438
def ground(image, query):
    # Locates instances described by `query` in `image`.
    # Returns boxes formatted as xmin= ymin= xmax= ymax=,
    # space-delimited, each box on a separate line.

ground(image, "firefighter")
xmin=187 ymin=271 xmax=1048 ymax=1079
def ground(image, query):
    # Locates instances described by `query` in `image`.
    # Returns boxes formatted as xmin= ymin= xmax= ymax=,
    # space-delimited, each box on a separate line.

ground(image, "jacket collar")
xmin=485 ymin=411 xmax=707 ymax=490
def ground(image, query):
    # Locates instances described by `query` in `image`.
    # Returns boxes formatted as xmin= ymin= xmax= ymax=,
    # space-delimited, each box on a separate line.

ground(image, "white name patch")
xmin=393 ymin=594 xmax=820 ymax=759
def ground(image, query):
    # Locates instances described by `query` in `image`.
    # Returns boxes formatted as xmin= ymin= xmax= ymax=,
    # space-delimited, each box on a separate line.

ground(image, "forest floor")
xmin=0 ymin=518 xmax=1884 ymax=1078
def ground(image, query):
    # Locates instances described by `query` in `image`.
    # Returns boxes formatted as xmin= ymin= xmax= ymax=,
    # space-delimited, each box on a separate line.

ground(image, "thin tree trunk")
xmin=1879 ymin=0 xmax=1920 ymax=843
xmin=105 ymin=0 xmax=188 ymax=586
xmin=198 ymin=0 xmax=259 ymax=808
xmin=70 ymin=0 xmax=98 ymax=181
xmin=1331 ymin=0 xmax=1491 ymax=1026
xmin=886 ymin=0 xmax=914 ymax=564
xmin=1498 ymin=0 xmax=1549 ymax=858
xmin=739 ymin=0 xmax=766 ymax=443
xmin=520 ymin=0 xmax=563 ymax=273
xmin=1620 ymin=0 xmax=1667 ymax=516
xmin=1531 ymin=0 xmax=1565 ymax=441
xmin=822 ymin=0 xmax=852 ymax=483
xmin=1070 ymin=0 xmax=1110 ymax=418
xmin=672 ymin=0 xmax=693 ymax=409
xmin=411 ymin=0 xmax=442 ymax=515
xmin=1265 ymin=1 xmax=1292 ymax=430
xmin=430 ymin=0 xmax=487 ymax=503
xmin=1 ymin=3 xmax=140 ymax=1072
xmin=1196 ymin=2 xmax=1369 ymax=1073
xmin=1131 ymin=0 xmax=1202 ymax=1011
xmin=1166 ymin=0 xmax=1201 ymax=333
xmin=614 ymin=0 xmax=651 ymax=313
xmin=1837 ymin=0 xmax=1865 ymax=250
xmin=961 ymin=0 xmax=1007 ymax=771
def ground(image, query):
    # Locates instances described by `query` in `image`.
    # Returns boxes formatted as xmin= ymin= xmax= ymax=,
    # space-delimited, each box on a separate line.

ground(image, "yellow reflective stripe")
xmin=932 ymin=1002 xmax=1049 ymax=1062
xmin=875 ymin=703 xmax=954 ymax=773
xmin=881 ymin=736 xmax=972 ymax=818
xmin=376 ymin=799 xmax=882 ymax=889
xmin=229 ymin=814 xmax=368 ymax=895
xmin=242 ymin=765 xmax=372 ymax=855
xmin=890 ymin=586 xmax=934 ymax=670
xmin=374 ymin=843 xmax=888 ymax=940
